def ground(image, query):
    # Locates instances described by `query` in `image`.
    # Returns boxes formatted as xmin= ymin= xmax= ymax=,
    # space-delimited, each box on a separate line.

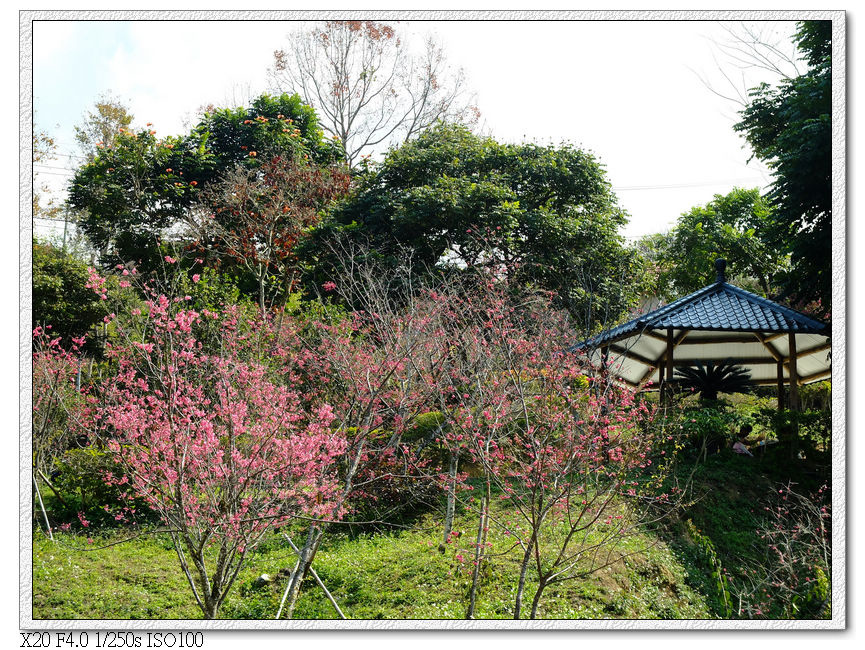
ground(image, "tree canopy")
xmin=303 ymin=123 xmax=642 ymax=328
xmin=68 ymin=93 xmax=344 ymax=270
xmin=33 ymin=239 xmax=104 ymax=341
xmin=734 ymin=21 xmax=832 ymax=318
xmin=643 ymin=187 xmax=787 ymax=300
xmin=73 ymin=94 xmax=134 ymax=163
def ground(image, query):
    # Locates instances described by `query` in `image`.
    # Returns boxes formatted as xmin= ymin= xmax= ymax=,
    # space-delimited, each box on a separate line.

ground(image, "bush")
xmin=50 ymin=448 xmax=151 ymax=527
xmin=678 ymin=404 xmax=741 ymax=458
xmin=33 ymin=239 xmax=103 ymax=342
xmin=765 ymin=409 xmax=829 ymax=449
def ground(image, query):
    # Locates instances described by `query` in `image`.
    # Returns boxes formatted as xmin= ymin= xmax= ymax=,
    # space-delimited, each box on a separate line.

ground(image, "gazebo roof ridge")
xmin=584 ymin=269 xmax=828 ymax=349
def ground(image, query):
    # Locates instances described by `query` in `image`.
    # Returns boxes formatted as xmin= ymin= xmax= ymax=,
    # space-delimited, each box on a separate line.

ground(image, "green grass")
xmin=33 ymin=498 xmax=711 ymax=620
xmin=33 ymin=531 xmax=201 ymax=619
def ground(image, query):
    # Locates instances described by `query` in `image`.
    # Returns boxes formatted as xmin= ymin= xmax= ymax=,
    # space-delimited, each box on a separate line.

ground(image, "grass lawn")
xmin=33 ymin=505 xmax=711 ymax=620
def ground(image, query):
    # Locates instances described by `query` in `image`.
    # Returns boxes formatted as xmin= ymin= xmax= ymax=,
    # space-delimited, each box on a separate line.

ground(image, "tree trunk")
xmin=513 ymin=534 xmax=536 ymax=619
xmin=37 ymin=469 xmax=69 ymax=509
xmin=529 ymin=578 xmax=548 ymax=619
xmin=283 ymin=533 xmax=346 ymax=619
xmin=278 ymin=524 xmax=324 ymax=619
xmin=203 ymin=597 xmax=219 ymax=620
xmin=465 ymin=495 xmax=488 ymax=619
xmin=440 ymin=448 xmax=459 ymax=551
xmin=258 ymin=271 xmax=267 ymax=320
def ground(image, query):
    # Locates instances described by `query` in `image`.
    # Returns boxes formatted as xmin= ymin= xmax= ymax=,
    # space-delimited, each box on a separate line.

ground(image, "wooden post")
xmin=788 ymin=333 xmax=799 ymax=411
xmin=664 ymin=328 xmax=674 ymax=404
xmin=776 ymin=360 xmax=785 ymax=411
xmin=788 ymin=333 xmax=800 ymax=459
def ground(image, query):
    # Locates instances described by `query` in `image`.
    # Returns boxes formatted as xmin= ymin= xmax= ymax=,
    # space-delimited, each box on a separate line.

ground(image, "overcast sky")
xmin=31 ymin=16 xmax=806 ymax=242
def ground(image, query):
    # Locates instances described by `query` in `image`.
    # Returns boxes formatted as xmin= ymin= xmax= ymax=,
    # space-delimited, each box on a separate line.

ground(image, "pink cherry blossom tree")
xmin=88 ymin=268 xmax=346 ymax=619
xmin=411 ymin=270 xmax=682 ymax=619
xmin=272 ymin=256 xmax=449 ymax=618
xmin=32 ymin=328 xmax=89 ymax=537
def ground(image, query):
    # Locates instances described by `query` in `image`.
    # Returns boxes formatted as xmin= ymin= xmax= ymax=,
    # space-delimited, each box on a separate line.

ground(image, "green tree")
xmin=188 ymin=93 xmax=342 ymax=171
xmin=68 ymin=126 xmax=202 ymax=269
xmin=734 ymin=21 xmax=831 ymax=317
xmin=73 ymin=94 xmax=134 ymax=162
xmin=303 ymin=123 xmax=641 ymax=328
xmin=32 ymin=239 xmax=103 ymax=340
xmin=68 ymin=93 xmax=343 ymax=270
xmin=645 ymin=188 xmax=787 ymax=300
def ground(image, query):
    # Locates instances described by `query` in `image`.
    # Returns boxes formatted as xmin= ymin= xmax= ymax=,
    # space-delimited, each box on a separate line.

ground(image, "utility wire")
xmin=613 ymin=177 xmax=766 ymax=191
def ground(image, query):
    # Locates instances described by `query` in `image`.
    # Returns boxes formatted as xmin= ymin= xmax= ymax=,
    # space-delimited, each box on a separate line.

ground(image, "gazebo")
xmin=580 ymin=260 xmax=830 ymax=410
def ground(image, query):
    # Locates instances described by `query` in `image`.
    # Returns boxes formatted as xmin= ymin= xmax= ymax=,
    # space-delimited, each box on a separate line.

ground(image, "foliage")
xmin=677 ymin=404 xmax=742 ymax=458
xmin=304 ymin=123 xmax=642 ymax=329
xmin=730 ymin=484 xmax=831 ymax=619
xmin=189 ymin=93 xmax=343 ymax=169
xmin=685 ymin=519 xmax=732 ymax=617
xmin=642 ymin=188 xmax=787 ymax=300
xmin=675 ymin=360 xmax=753 ymax=402
xmin=734 ymin=21 xmax=832 ymax=317
xmin=270 ymin=20 xmax=478 ymax=165
xmin=754 ymin=408 xmax=831 ymax=471
xmin=33 ymin=239 xmax=104 ymax=341
xmin=194 ymin=153 xmax=351 ymax=314
xmin=69 ymin=93 xmax=342 ymax=271
xmin=68 ymin=126 xmax=203 ymax=268
xmin=73 ymin=93 xmax=134 ymax=162
xmin=50 ymin=448 xmax=140 ymax=525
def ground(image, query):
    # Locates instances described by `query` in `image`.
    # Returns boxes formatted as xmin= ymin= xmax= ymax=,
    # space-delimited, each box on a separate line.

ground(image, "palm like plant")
xmin=674 ymin=359 xmax=753 ymax=402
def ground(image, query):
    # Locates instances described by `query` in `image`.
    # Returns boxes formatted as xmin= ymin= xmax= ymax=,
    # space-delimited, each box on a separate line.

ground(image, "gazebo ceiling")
xmin=579 ymin=260 xmax=831 ymax=391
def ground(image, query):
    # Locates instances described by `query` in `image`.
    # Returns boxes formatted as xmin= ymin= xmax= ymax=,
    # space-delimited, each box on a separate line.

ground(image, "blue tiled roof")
xmin=584 ymin=280 xmax=828 ymax=347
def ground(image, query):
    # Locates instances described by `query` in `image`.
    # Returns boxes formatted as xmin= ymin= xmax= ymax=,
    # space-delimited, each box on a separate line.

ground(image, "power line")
xmin=33 ymin=169 xmax=75 ymax=177
xmin=612 ymin=177 xmax=766 ymax=191
xmin=34 ymin=164 xmax=76 ymax=172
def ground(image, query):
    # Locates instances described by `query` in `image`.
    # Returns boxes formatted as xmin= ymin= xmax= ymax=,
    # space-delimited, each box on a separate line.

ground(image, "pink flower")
xmin=322 ymin=281 xmax=337 ymax=292
xmin=192 ymin=274 xmax=201 ymax=283
xmin=165 ymin=256 xmax=177 ymax=264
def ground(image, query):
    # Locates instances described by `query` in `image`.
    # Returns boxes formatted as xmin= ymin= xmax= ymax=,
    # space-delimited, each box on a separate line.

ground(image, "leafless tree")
xmin=270 ymin=21 xmax=479 ymax=166
xmin=694 ymin=21 xmax=803 ymax=111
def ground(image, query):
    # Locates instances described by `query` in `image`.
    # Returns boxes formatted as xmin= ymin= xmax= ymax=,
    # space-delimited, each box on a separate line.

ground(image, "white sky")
xmin=31 ymin=17 xmax=800 ymax=241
